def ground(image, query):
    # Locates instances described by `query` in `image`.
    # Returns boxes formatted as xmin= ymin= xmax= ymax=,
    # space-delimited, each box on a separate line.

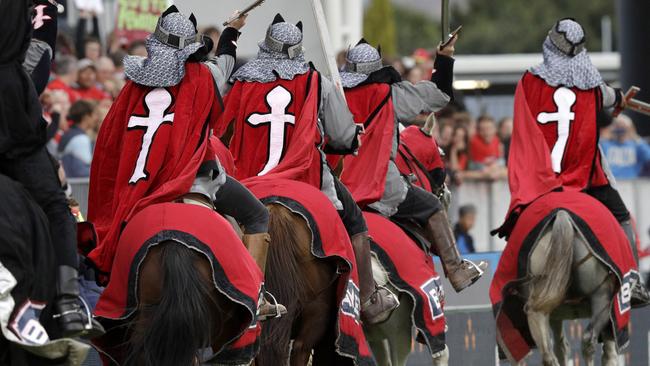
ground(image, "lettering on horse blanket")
xmin=245 ymin=178 xmax=375 ymax=366
xmin=363 ymin=211 xmax=446 ymax=354
xmin=490 ymin=192 xmax=636 ymax=362
xmin=93 ymin=203 xmax=263 ymax=365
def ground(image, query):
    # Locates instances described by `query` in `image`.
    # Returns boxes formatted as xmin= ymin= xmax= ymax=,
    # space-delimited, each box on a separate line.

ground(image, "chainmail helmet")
xmin=530 ymin=18 xmax=603 ymax=90
xmin=340 ymin=39 xmax=385 ymax=88
xmin=232 ymin=14 xmax=310 ymax=83
xmin=124 ymin=6 xmax=203 ymax=87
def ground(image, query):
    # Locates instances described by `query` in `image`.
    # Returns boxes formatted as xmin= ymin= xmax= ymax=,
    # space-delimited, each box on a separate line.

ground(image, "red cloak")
xmin=395 ymin=125 xmax=444 ymax=192
xmin=496 ymin=72 xmax=609 ymax=237
xmin=339 ymin=84 xmax=395 ymax=206
xmin=216 ymin=71 xmax=322 ymax=188
xmin=87 ymin=63 xmax=221 ymax=276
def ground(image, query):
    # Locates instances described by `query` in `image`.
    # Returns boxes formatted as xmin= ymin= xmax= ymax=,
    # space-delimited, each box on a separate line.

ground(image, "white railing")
xmin=69 ymin=178 xmax=650 ymax=252
xmin=449 ymin=179 xmax=650 ymax=252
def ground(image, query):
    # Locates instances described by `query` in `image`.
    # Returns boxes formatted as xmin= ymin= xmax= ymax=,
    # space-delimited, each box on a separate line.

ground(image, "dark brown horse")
xmin=96 ymin=239 xmax=252 ymax=366
xmin=256 ymin=203 xmax=341 ymax=366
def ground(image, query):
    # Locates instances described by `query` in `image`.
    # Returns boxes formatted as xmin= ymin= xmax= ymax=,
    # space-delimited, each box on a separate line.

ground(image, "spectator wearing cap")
xmin=454 ymin=205 xmax=477 ymax=254
xmin=74 ymin=58 xmax=110 ymax=101
xmin=48 ymin=55 xmax=81 ymax=103
xmin=58 ymin=100 xmax=98 ymax=177
xmin=600 ymin=114 xmax=650 ymax=179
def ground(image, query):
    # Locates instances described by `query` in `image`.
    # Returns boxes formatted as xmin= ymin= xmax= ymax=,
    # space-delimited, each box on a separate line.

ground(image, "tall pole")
xmin=441 ymin=0 xmax=450 ymax=43
xmin=310 ymin=0 xmax=345 ymax=95
xmin=617 ymin=0 xmax=650 ymax=136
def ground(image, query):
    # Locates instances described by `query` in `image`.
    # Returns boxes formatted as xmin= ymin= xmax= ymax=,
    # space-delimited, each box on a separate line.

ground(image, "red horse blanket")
xmin=245 ymin=178 xmax=375 ymax=366
xmin=93 ymin=203 xmax=263 ymax=365
xmin=364 ymin=212 xmax=446 ymax=355
xmin=490 ymin=192 xmax=636 ymax=362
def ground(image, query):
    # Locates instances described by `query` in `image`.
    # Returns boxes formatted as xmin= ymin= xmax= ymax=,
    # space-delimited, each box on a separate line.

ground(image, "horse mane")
xmin=125 ymin=242 xmax=217 ymax=366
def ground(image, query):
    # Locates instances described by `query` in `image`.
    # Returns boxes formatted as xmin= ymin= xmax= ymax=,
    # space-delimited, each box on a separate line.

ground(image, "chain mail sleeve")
xmin=204 ymin=27 xmax=240 ymax=95
xmin=319 ymin=75 xmax=361 ymax=154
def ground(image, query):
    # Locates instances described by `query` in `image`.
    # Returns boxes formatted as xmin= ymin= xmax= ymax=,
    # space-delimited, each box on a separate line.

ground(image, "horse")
xmin=365 ymin=256 xmax=450 ymax=366
xmin=123 ymin=241 xmax=249 ymax=366
xmin=521 ymin=210 xmax=619 ymax=366
xmin=92 ymin=203 xmax=260 ymax=366
xmin=256 ymin=203 xmax=342 ymax=366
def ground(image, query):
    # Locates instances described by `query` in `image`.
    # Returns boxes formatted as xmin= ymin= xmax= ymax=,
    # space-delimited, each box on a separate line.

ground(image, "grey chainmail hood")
xmin=231 ymin=14 xmax=309 ymax=83
xmin=340 ymin=40 xmax=386 ymax=88
xmin=124 ymin=6 xmax=203 ymax=87
xmin=530 ymin=19 xmax=603 ymax=90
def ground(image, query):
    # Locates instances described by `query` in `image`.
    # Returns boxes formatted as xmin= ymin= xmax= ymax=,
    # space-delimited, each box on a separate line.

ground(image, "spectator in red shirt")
xmin=469 ymin=115 xmax=503 ymax=169
xmin=467 ymin=115 xmax=507 ymax=181
xmin=47 ymin=55 xmax=81 ymax=104
xmin=74 ymin=59 xmax=110 ymax=101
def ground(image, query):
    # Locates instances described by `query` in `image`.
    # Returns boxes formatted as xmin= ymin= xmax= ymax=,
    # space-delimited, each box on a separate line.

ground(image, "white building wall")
xmin=324 ymin=0 xmax=363 ymax=52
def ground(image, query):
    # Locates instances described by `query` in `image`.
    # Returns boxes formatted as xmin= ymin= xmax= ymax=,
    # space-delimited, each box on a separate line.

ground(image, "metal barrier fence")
xmin=448 ymin=179 xmax=650 ymax=252
xmin=69 ymin=178 xmax=650 ymax=253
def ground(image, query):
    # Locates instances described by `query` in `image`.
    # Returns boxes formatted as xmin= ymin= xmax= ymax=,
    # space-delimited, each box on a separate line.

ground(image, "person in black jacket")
xmin=0 ymin=0 xmax=103 ymax=338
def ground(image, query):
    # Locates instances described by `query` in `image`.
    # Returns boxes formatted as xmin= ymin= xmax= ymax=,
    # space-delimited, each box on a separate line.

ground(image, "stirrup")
xmin=631 ymin=282 xmax=650 ymax=309
xmin=258 ymin=292 xmax=287 ymax=321
xmin=463 ymin=259 xmax=487 ymax=274
xmin=361 ymin=285 xmax=400 ymax=325
xmin=53 ymin=295 xmax=103 ymax=337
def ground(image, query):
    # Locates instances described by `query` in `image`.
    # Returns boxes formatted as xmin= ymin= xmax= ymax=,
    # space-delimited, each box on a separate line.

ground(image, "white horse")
xmin=365 ymin=256 xmax=449 ymax=366
xmin=521 ymin=210 xmax=620 ymax=366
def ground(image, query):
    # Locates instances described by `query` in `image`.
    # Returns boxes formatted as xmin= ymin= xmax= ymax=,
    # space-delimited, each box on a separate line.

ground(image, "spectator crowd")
xmin=48 ymin=10 xmax=650 ymax=187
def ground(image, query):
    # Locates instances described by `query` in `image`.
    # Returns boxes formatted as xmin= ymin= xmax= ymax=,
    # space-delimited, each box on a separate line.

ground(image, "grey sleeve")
xmin=204 ymin=55 xmax=236 ymax=96
xmin=600 ymin=84 xmax=617 ymax=109
xmin=391 ymin=80 xmax=451 ymax=121
xmin=319 ymin=76 xmax=360 ymax=154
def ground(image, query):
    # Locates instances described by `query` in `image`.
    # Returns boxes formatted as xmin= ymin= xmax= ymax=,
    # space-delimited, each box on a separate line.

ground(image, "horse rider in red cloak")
xmin=337 ymin=37 xmax=487 ymax=292
xmin=87 ymin=6 xmax=287 ymax=320
xmin=217 ymin=14 xmax=399 ymax=325
xmin=494 ymin=18 xmax=650 ymax=306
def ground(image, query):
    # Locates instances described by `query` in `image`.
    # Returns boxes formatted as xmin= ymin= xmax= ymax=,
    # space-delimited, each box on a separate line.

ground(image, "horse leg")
xmin=290 ymin=287 xmax=335 ymax=366
xmin=527 ymin=311 xmax=559 ymax=366
xmin=368 ymin=340 xmax=392 ymax=366
xmin=386 ymin=294 xmax=414 ymax=366
xmin=581 ymin=286 xmax=614 ymax=366
xmin=550 ymin=318 xmax=569 ymax=366
xmin=601 ymin=335 xmax=619 ymax=366
xmin=432 ymin=345 xmax=449 ymax=366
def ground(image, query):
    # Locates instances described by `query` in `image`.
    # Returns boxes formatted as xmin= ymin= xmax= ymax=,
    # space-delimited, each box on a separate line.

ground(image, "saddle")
xmin=389 ymin=218 xmax=434 ymax=256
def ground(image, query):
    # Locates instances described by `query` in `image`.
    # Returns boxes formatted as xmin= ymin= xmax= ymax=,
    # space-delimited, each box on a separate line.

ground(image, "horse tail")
xmin=528 ymin=210 xmax=575 ymax=312
xmin=259 ymin=204 xmax=311 ymax=361
xmin=126 ymin=242 xmax=215 ymax=366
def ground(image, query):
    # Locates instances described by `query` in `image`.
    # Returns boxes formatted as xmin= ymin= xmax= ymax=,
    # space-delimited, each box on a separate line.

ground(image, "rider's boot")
xmin=621 ymin=220 xmax=650 ymax=308
xmin=351 ymin=233 xmax=399 ymax=325
xmin=425 ymin=210 xmax=487 ymax=292
xmin=53 ymin=265 xmax=105 ymax=338
xmin=243 ymin=233 xmax=288 ymax=320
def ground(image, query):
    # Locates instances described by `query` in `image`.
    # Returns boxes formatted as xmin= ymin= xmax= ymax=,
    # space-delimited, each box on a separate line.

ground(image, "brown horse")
xmin=121 ymin=241 xmax=250 ymax=366
xmin=85 ymin=240 xmax=251 ymax=366
xmin=256 ymin=203 xmax=341 ymax=366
